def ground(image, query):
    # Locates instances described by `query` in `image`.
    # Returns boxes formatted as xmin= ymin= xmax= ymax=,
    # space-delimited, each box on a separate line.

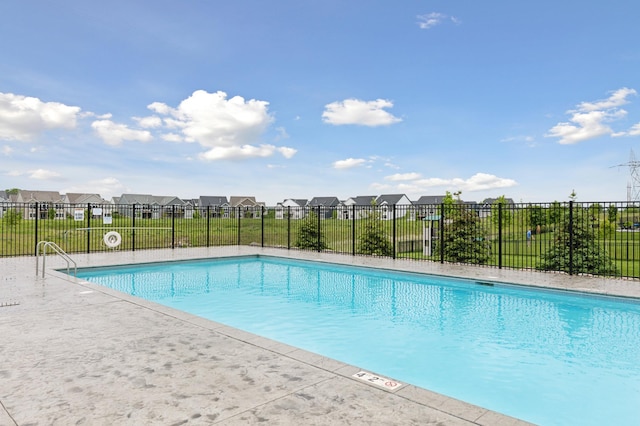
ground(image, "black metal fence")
xmin=1 ymin=201 xmax=639 ymax=279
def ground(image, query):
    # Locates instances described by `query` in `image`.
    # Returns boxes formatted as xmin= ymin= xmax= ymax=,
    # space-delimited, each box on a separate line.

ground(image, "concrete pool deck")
xmin=2 ymin=247 xmax=639 ymax=425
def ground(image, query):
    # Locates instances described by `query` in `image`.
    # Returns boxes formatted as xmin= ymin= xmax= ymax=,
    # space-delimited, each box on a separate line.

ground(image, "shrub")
xmin=295 ymin=211 xmax=328 ymax=250
xmin=357 ymin=208 xmax=393 ymax=256
xmin=538 ymin=217 xmax=618 ymax=276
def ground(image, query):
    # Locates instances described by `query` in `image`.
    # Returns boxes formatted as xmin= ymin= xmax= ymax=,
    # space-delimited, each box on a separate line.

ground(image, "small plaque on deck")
xmin=352 ymin=371 xmax=402 ymax=390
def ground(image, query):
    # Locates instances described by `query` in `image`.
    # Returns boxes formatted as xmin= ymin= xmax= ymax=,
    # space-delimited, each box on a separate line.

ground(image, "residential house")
xmin=229 ymin=196 xmax=265 ymax=218
xmin=62 ymin=193 xmax=111 ymax=218
xmin=16 ymin=190 xmax=66 ymax=219
xmin=478 ymin=197 xmax=515 ymax=218
xmin=413 ymin=195 xmax=448 ymax=220
xmin=0 ymin=190 xmax=10 ymax=218
xmin=336 ymin=196 xmax=376 ymax=220
xmin=307 ymin=196 xmax=340 ymax=219
xmin=375 ymin=194 xmax=413 ymax=220
xmin=116 ymin=194 xmax=189 ymax=219
xmin=198 ymin=196 xmax=230 ymax=218
xmin=275 ymin=199 xmax=307 ymax=220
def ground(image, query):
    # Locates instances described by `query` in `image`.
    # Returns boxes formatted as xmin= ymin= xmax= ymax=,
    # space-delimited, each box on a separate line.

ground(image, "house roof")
xmin=0 ymin=190 xmax=7 ymax=201
xmin=413 ymin=195 xmax=447 ymax=205
xmin=199 ymin=196 xmax=229 ymax=207
xmin=17 ymin=190 xmax=64 ymax=203
xmin=308 ymin=197 xmax=339 ymax=207
xmin=64 ymin=193 xmax=105 ymax=204
xmin=118 ymin=194 xmax=185 ymax=206
xmin=348 ymin=196 xmax=377 ymax=205
xmin=376 ymin=194 xmax=410 ymax=205
xmin=482 ymin=197 xmax=515 ymax=205
xmin=229 ymin=196 xmax=261 ymax=207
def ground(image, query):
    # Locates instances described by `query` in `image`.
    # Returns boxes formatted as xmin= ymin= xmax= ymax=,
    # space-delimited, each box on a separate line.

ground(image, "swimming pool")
xmin=76 ymin=255 xmax=640 ymax=425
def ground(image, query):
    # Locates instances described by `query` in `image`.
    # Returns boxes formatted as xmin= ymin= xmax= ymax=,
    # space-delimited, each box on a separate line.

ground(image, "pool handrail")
xmin=36 ymin=241 xmax=77 ymax=278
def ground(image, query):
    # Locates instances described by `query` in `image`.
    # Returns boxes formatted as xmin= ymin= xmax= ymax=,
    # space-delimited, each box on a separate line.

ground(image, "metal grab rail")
xmin=36 ymin=241 xmax=77 ymax=278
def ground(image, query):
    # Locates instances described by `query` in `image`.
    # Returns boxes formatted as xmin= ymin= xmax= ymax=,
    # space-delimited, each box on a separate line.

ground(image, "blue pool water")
xmin=77 ymin=256 xmax=640 ymax=425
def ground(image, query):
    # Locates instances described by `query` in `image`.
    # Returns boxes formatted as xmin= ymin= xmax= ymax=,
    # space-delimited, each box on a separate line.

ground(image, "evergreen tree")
xmin=442 ymin=207 xmax=491 ymax=264
xmin=357 ymin=206 xmax=393 ymax=256
xmin=295 ymin=210 xmax=328 ymax=250
xmin=537 ymin=215 xmax=618 ymax=276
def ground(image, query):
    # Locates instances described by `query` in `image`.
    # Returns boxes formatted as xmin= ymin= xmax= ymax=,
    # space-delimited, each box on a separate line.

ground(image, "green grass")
xmin=2 ymin=215 xmax=639 ymax=279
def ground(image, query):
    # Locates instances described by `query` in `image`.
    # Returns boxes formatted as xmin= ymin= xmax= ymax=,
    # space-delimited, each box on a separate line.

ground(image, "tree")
xmin=607 ymin=205 xmax=618 ymax=224
xmin=537 ymin=215 xmax=618 ymax=276
xmin=442 ymin=206 xmax=491 ymax=264
xmin=295 ymin=210 xmax=328 ymax=251
xmin=357 ymin=205 xmax=393 ymax=256
xmin=548 ymin=201 xmax=566 ymax=230
xmin=527 ymin=204 xmax=546 ymax=229
xmin=3 ymin=209 xmax=22 ymax=226
xmin=491 ymin=195 xmax=512 ymax=229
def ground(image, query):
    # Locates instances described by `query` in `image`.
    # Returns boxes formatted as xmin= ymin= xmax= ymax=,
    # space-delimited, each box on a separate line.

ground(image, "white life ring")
xmin=104 ymin=231 xmax=122 ymax=248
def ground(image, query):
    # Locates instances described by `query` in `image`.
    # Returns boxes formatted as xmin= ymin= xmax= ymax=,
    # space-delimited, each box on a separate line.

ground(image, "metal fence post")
xmin=261 ymin=206 xmax=265 ymax=247
xmin=171 ymin=205 xmax=176 ymax=249
xmin=237 ymin=207 xmax=241 ymax=245
xmin=439 ymin=203 xmax=445 ymax=263
xmin=34 ymin=202 xmax=39 ymax=255
xmin=352 ymin=205 xmax=356 ymax=256
xmin=498 ymin=203 xmax=503 ymax=269
xmin=206 ymin=206 xmax=210 ymax=247
xmin=392 ymin=204 xmax=396 ymax=259
xmin=87 ymin=203 xmax=91 ymax=253
xmin=287 ymin=206 xmax=291 ymax=249
xmin=132 ymin=204 xmax=136 ymax=251
xmin=317 ymin=206 xmax=321 ymax=252
xmin=569 ymin=201 xmax=574 ymax=275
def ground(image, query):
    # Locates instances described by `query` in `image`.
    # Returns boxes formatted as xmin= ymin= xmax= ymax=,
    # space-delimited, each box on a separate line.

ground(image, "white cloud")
xmin=385 ymin=172 xmax=422 ymax=181
xmin=546 ymin=88 xmax=637 ymax=144
xmin=417 ymin=13 xmax=460 ymax=30
xmin=91 ymin=120 xmax=153 ymax=146
xmin=198 ymin=144 xmax=296 ymax=161
xmin=29 ymin=168 xmax=62 ymax=180
xmin=0 ymin=92 xmax=81 ymax=141
xmin=333 ymin=158 xmax=367 ymax=169
xmin=2 ymin=145 xmax=13 ymax=156
xmin=577 ymin=87 xmax=636 ymax=111
xmin=161 ymin=133 xmax=183 ymax=142
xmin=63 ymin=177 xmax=128 ymax=200
xmin=383 ymin=172 xmax=517 ymax=193
xmin=146 ymin=90 xmax=292 ymax=161
xmin=628 ymin=123 xmax=640 ymax=136
xmin=322 ymin=99 xmax=401 ymax=127
xmin=134 ymin=115 xmax=162 ymax=128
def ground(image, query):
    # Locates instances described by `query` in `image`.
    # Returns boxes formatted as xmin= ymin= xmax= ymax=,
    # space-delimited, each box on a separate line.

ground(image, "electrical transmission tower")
xmin=612 ymin=149 xmax=640 ymax=202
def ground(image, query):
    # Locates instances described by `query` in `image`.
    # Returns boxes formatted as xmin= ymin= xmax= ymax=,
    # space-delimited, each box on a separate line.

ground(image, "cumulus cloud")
xmin=91 ymin=120 xmax=153 ymax=146
xmin=147 ymin=90 xmax=295 ymax=161
xmin=417 ymin=12 xmax=460 ymax=30
xmin=29 ymin=168 xmax=62 ymax=180
xmin=379 ymin=172 xmax=517 ymax=193
xmin=385 ymin=172 xmax=422 ymax=181
xmin=198 ymin=144 xmax=297 ymax=161
xmin=134 ymin=115 xmax=163 ymax=128
xmin=0 ymin=92 xmax=81 ymax=141
xmin=333 ymin=158 xmax=368 ymax=169
xmin=322 ymin=99 xmax=402 ymax=127
xmin=546 ymin=88 xmax=637 ymax=144
xmin=63 ymin=177 xmax=128 ymax=200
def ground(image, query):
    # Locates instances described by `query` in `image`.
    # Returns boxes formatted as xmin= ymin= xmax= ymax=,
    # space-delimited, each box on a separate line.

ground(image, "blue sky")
xmin=1 ymin=1 xmax=639 ymax=204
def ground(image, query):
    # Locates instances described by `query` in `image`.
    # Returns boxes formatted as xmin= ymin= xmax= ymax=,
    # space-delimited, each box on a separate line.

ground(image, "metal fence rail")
xmin=1 ymin=201 xmax=638 ymax=279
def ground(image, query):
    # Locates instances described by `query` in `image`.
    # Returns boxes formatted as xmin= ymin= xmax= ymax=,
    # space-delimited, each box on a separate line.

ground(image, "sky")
xmin=1 ymin=1 xmax=639 ymax=205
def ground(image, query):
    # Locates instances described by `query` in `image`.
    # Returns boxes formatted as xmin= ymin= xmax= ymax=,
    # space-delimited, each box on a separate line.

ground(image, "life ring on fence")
xmin=103 ymin=231 xmax=122 ymax=248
